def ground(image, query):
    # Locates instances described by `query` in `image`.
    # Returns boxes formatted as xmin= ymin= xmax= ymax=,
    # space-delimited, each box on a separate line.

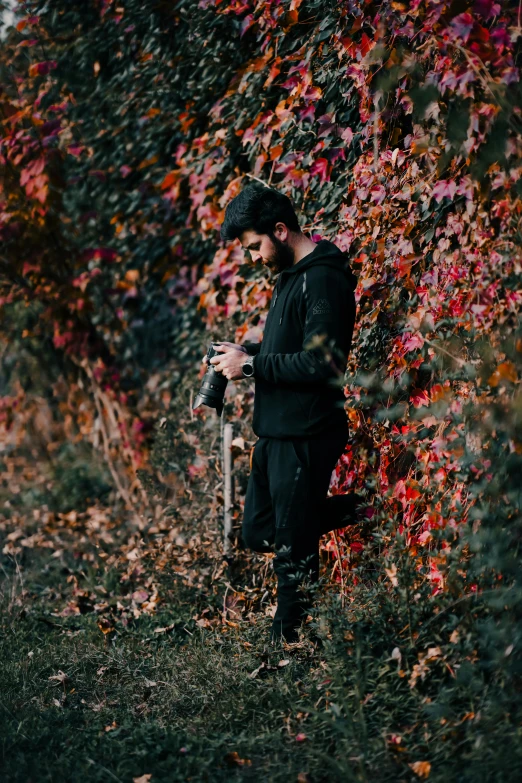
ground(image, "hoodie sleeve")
xmin=242 ymin=342 xmax=262 ymax=356
xmin=253 ymin=266 xmax=356 ymax=386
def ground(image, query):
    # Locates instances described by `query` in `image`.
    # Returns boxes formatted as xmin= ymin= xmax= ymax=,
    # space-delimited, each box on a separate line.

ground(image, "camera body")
xmin=193 ymin=342 xmax=229 ymax=416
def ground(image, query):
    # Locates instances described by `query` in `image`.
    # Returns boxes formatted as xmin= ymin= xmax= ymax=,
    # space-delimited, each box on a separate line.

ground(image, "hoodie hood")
xmin=279 ymin=239 xmax=357 ymax=289
xmin=274 ymin=239 xmax=357 ymax=327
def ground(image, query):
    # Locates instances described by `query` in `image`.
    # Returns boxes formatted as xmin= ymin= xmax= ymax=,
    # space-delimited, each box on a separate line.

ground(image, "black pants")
xmin=242 ymin=425 xmax=350 ymax=643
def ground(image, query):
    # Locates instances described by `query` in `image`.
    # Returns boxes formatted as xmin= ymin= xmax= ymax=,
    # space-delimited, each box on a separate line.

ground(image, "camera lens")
xmin=193 ymin=342 xmax=229 ymax=416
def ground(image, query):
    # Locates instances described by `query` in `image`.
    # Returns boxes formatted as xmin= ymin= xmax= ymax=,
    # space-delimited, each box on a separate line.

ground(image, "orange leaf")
xmin=283 ymin=9 xmax=299 ymax=29
xmin=488 ymin=361 xmax=518 ymax=387
xmin=138 ymin=155 xmax=159 ymax=170
xmin=409 ymin=761 xmax=431 ymax=779
xmin=97 ymin=618 xmax=115 ymax=635
xmin=161 ymin=170 xmax=181 ymax=191
xmin=224 ymin=752 xmax=252 ymax=767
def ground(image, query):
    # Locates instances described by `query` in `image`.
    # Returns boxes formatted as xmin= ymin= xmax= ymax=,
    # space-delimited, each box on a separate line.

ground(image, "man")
xmin=204 ymin=182 xmax=362 ymax=645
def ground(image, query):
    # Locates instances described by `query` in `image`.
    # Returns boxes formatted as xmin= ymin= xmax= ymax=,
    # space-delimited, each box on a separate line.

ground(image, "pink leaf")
xmin=240 ymin=14 xmax=255 ymax=38
xmin=370 ymin=184 xmax=386 ymax=204
xmin=473 ymin=1 xmax=501 ymax=19
xmin=403 ymin=333 xmax=424 ymax=352
xmin=432 ymin=180 xmax=457 ymax=203
xmin=340 ymin=127 xmax=353 ymax=144
xmin=450 ymin=13 xmax=474 ymax=43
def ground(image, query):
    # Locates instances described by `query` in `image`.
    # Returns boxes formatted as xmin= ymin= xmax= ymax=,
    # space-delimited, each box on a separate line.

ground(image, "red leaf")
xmin=359 ymin=33 xmax=373 ymax=57
xmin=309 ymin=157 xmax=331 ymax=184
xmin=411 ymin=390 xmax=430 ymax=408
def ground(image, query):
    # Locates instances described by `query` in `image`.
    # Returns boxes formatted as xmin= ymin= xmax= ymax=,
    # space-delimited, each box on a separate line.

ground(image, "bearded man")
xmin=204 ymin=182 xmax=363 ymax=645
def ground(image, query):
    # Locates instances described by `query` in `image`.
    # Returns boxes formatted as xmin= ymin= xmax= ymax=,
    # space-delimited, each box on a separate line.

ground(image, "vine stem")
xmin=244 ymin=173 xmax=270 ymax=187
xmin=423 ymin=337 xmax=467 ymax=367
xmin=332 ymin=529 xmax=346 ymax=609
xmin=373 ymin=91 xmax=381 ymax=174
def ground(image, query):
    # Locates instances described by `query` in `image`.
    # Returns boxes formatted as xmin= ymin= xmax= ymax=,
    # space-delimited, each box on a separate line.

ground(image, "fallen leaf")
xmin=97 ymin=618 xmax=115 ymax=635
xmin=154 ymin=624 xmax=176 ymax=634
xmin=224 ymin=751 xmax=252 ymax=767
xmin=48 ymin=670 xmax=68 ymax=685
xmin=249 ymin=662 xmax=266 ymax=679
xmin=132 ymin=589 xmax=149 ymax=604
xmin=385 ymin=564 xmax=399 ymax=587
xmin=409 ymin=761 xmax=431 ymax=778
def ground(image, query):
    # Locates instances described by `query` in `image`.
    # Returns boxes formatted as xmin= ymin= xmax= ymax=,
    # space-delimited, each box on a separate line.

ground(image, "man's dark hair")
xmin=220 ymin=182 xmax=301 ymax=242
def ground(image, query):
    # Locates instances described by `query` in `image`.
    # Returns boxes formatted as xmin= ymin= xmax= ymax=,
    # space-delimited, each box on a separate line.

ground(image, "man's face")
xmin=240 ymin=228 xmax=294 ymax=274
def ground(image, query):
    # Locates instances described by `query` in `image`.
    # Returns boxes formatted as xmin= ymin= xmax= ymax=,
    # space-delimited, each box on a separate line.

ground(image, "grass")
xmin=0 ymin=439 xmax=354 ymax=783
xmin=3 ymin=458 xmax=521 ymax=782
xmin=3 ymin=529 xmax=522 ymax=783
xmin=0 ymin=545 xmax=342 ymax=783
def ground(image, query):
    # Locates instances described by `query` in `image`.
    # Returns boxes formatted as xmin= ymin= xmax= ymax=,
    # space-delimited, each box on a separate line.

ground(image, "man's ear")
xmin=274 ymin=222 xmax=288 ymax=241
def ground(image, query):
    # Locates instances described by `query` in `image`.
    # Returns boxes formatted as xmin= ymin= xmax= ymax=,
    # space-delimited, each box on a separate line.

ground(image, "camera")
xmin=193 ymin=342 xmax=228 ymax=416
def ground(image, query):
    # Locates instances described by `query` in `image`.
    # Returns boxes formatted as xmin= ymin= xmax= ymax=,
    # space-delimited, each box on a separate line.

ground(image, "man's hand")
xmin=202 ymin=342 xmax=248 ymax=381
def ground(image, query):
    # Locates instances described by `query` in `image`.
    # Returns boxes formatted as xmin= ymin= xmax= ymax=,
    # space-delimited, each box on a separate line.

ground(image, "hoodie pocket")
xmin=290 ymin=437 xmax=309 ymax=470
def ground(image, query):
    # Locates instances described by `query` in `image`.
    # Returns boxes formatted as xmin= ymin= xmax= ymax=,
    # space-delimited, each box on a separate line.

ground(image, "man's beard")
xmin=267 ymin=232 xmax=295 ymax=273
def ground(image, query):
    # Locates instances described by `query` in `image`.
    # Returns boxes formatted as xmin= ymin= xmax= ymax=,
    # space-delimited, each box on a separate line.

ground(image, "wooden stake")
xmin=223 ymin=420 xmax=234 ymax=555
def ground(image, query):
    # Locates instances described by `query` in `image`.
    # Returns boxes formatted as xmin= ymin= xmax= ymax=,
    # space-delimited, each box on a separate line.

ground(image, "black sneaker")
xmin=270 ymin=621 xmax=300 ymax=646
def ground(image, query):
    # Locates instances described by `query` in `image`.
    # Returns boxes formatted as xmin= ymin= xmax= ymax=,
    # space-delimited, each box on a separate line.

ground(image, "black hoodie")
xmin=242 ymin=239 xmax=357 ymax=439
